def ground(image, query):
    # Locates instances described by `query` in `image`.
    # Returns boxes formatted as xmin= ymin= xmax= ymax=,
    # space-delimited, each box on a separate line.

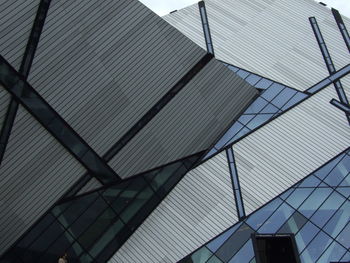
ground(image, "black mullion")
xmin=0 ymin=56 xmax=120 ymax=184
xmin=332 ymin=8 xmax=350 ymax=53
xmin=0 ymin=0 xmax=51 ymax=165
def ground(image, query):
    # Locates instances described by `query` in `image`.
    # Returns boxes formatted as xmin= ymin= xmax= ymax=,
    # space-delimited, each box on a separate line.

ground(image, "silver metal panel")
xmin=0 ymin=88 xmax=10 ymax=130
xmin=76 ymin=177 xmax=103 ymax=196
xmin=28 ymin=0 xmax=205 ymax=156
xmin=0 ymin=102 xmax=85 ymax=254
xmin=165 ymin=0 xmax=350 ymax=91
xmin=109 ymin=59 xmax=258 ymax=178
xmin=109 ymin=151 xmax=237 ymax=263
xmin=0 ymin=0 xmax=39 ymax=70
xmin=233 ymin=86 xmax=350 ymax=216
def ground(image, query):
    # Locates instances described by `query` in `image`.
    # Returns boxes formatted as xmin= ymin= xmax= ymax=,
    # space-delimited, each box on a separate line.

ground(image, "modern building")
xmin=0 ymin=0 xmax=349 ymax=262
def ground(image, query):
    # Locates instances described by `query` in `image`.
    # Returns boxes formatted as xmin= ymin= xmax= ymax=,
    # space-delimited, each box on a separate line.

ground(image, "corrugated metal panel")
xmin=0 ymin=0 xmax=39 ymax=70
xmin=109 ymin=151 xmax=238 ymax=263
xmin=233 ymin=86 xmax=350 ymax=216
xmin=163 ymin=3 xmax=206 ymax=51
xmin=27 ymin=0 xmax=205 ymax=156
xmin=0 ymin=102 xmax=85 ymax=254
xmin=109 ymin=59 xmax=258 ymax=178
xmin=0 ymin=89 xmax=10 ymax=130
xmin=76 ymin=177 xmax=103 ymax=196
xmin=165 ymin=0 xmax=350 ymax=91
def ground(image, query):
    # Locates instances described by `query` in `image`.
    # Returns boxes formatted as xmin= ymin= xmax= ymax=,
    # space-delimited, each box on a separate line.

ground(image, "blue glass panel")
xmin=270 ymin=88 xmax=297 ymax=108
xmin=339 ymin=173 xmax=350 ymax=186
xmin=280 ymin=188 xmax=294 ymax=200
xmin=336 ymin=222 xmax=350 ymax=248
xmin=323 ymin=201 xmax=350 ymax=239
xmin=260 ymin=104 xmax=279 ymax=114
xmin=300 ymin=231 xmax=332 ymax=263
xmin=310 ymin=191 xmax=346 ymax=228
xmin=255 ymin=78 xmax=273 ymax=89
xmin=285 ymin=188 xmax=313 ymax=210
xmin=246 ymin=198 xmax=283 ymax=230
xmin=238 ymin=115 xmax=255 ymax=125
xmin=246 ymin=114 xmax=274 ymax=130
xmin=206 ymin=222 xmax=243 ymax=253
xmin=227 ymin=65 xmax=239 ymax=72
xmin=261 ymin=83 xmax=284 ymax=100
xmin=206 ymin=255 xmax=223 ymax=263
xmin=314 ymin=153 xmax=346 ymax=180
xmin=214 ymin=122 xmax=244 ymax=149
xmin=245 ymin=74 xmax=262 ymax=86
xmin=336 ymin=186 xmax=350 ymax=198
xmin=236 ymin=69 xmax=250 ymax=79
xmin=231 ymin=127 xmax=250 ymax=143
xmin=228 ymin=240 xmax=254 ymax=263
xmin=190 ymin=247 xmax=213 ymax=263
xmin=315 ymin=240 xmax=346 ymax=263
xmin=203 ymin=148 xmax=218 ymax=160
xmin=299 ymin=175 xmax=322 ymax=187
xmin=295 ymin=222 xmax=320 ymax=251
xmin=281 ymin=92 xmax=308 ymax=110
xmin=340 ymin=251 xmax=350 ymax=262
xmin=245 ymin=98 xmax=269 ymax=114
xmin=258 ymin=203 xmax=295 ymax=233
xmin=298 ymin=188 xmax=333 ymax=218
xmin=278 ymin=211 xmax=307 ymax=234
xmin=323 ymin=155 xmax=350 ymax=186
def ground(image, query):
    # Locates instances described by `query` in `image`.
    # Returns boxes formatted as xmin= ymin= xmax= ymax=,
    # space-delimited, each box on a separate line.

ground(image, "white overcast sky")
xmin=139 ymin=0 xmax=350 ymax=17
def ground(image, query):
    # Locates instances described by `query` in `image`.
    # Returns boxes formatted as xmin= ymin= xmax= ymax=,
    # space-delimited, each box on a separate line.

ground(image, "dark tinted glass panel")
xmin=277 ymin=211 xmax=307 ymax=234
xmin=228 ymin=239 xmax=254 ymax=263
xmin=206 ymin=222 xmax=242 ymax=253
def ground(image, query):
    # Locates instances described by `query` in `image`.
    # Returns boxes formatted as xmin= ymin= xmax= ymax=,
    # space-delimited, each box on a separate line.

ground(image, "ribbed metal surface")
xmin=76 ymin=177 xmax=103 ymax=196
xmin=0 ymin=102 xmax=85 ymax=254
xmin=0 ymin=89 xmax=10 ymax=131
xmin=109 ymin=151 xmax=238 ymax=263
xmin=109 ymin=59 xmax=258 ymax=178
xmin=233 ymin=86 xmax=350 ymax=216
xmin=164 ymin=0 xmax=350 ymax=91
xmin=0 ymin=0 xmax=39 ymax=70
xmin=27 ymin=0 xmax=205 ymax=156
xmin=163 ymin=3 xmax=206 ymax=51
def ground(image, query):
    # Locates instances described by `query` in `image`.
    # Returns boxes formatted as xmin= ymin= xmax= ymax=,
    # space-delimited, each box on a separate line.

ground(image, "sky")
xmin=139 ymin=0 xmax=350 ymax=18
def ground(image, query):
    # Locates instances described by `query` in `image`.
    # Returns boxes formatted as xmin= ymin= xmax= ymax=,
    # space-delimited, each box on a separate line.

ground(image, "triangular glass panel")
xmin=4 ymin=152 xmax=203 ymax=263
xmin=298 ymin=175 xmax=322 ymax=187
xmin=206 ymin=62 xmax=309 ymax=155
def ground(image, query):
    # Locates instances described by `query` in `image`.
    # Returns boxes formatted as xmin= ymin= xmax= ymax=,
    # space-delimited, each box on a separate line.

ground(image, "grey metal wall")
xmin=0 ymin=0 xmax=40 ymax=70
xmin=233 ymin=86 xmax=350 ymax=216
xmin=0 ymin=96 xmax=86 ymax=254
xmin=164 ymin=0 xmax=350 ymax=92
xmin=109 ymin=59 xmax=258 ymax=178
xmin=27 ymin=0 xmax=205 ymax=156
xmin=109 ymin=151 xmax=238 ymax=263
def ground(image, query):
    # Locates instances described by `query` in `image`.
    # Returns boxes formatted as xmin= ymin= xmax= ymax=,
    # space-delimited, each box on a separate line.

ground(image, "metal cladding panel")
xmin=27 ymin=0 xmax=205 ymax=156
xmin=0 ymin=89 xmax=10 ymax=130
xmin=163 ymin=4 xmax=206 ymax=51
xmin=76 ymin=177 xmax=103 ymax=196
xmin=0 ymin=102 xmax=85 ymax=254
xmin=233 ymin=86 xmax=350 ymax=216
xmin=0 ymin=0 xmax=39 ymax=70
xmin=110 ymin=59 xmax=258 ymax=178
xmin=165 ymin=0 xmax=350 ymax=91
xmin=109 ymin=152 xmax=238 ymax=263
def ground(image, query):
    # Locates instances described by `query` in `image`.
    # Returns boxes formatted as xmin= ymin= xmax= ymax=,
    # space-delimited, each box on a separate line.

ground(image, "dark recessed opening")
xmin=253 ymin=235 xmax=300 ymax=263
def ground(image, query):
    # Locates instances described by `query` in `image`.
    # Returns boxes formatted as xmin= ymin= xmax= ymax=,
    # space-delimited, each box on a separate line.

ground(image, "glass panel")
xmin=314 ymin=153 xmax=346 ymax=180
xmin=206 ymin=255 xmax=223 ymax=263
xmin=214 ymin=122 xmax=244 ymax=149
xmin=335 ymin=222 xmax=350 ymax=249
xmin=280 ymin=188 xmax=294 ymax=200
xmin=258 ymin=203 xmax=295 ymax=233
xmin=259 ymin=103 xmax=279 ymax=114
xmin=339 ymin=173 xmax=350 ymax=186
xmin=298 ymin=188 xmax=332 ymax=218
xmin=255 ymin=78 xmax=273 ymax=90
xmin=244 ymin=98 xmax=269 ymax=114
xmin=206 ymin=222 xmax=243 ymax=253
xmin=285 ymin=188 xmax=313 ymax=210
xmin=246 ymin=198 xmax=283 ymax=230
xmin=237 ymin=115 xmax=255 ymax=125
xmin=189 ymin=247 xmax=213 ymax=263
xmin=271 ymin=88 xmax=297 ymax=108
xmin=295 ymin=222 xmax=320 ymax=252
xmin=281 ymin=92 xmax=308 ymax=110
xmin=300 ymin=231 xmax=332 ymax=263
xmin=299 ymin=175 xmax=321 ymax=187
xmin=340 ymin=251 xmax=350 ymax=262
xmin=336 ymin=186 xmax=350 ymax=198
xmin=323 ymin=200 xmax=350 ymax=238
xmin=246 ymin=114 xmax=274 ymax=130
xmin=236 ymin=69 xmax=250 ymax=79
xmin=310 ymin=191 xmax=345 ymax=228
xmin=323 ymin=154 xmax=350 ymax=186
xmin=228 ymin=240 xmax=254 ymax=263
xmin=216 ymin=223 xmax=254 ymax=262
xmin=261 ymin=83 xmax=284 ymax=100
xmin=277 ymin=211 xmax=307 ymax=234
xmin=245 ymin=74 xmax=262 ymax=86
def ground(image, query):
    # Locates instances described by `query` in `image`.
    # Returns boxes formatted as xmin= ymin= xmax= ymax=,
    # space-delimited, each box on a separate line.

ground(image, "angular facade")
xmin=0 ymin=0 xmax=349 ymax=262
